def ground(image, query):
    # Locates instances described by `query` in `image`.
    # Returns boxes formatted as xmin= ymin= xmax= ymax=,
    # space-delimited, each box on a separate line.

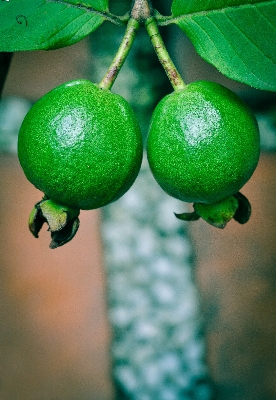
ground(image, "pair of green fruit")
xmin=18 ymin=79 xmax=260 ymax=247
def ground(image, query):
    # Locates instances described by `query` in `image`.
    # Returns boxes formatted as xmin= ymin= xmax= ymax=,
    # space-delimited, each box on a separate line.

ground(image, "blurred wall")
xmin=169 ymin=22 xmax=276 ymax=400
xmin=0 ymin=40 xmax=114 ymax=400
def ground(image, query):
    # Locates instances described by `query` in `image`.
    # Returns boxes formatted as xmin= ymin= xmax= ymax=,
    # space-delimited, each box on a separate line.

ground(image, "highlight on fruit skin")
xmin=18 ymin=79 xmax=143 ymax=247
xmin=147 ymin=80 xmax=260 ymax=228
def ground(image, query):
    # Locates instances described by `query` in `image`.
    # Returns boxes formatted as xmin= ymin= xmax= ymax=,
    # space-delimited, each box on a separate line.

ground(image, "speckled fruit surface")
xmin=147 ymin=81 xmax=260 ymax=204
xmin=18 ymin=79 xmax=143 ymax=210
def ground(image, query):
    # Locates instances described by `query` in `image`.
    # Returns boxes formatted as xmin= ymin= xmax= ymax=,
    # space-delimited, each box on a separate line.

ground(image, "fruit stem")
xmin=145 ymin=17 xmax=186 ymax=91
xmin=99 ymin=18 xmax=140 ymax=90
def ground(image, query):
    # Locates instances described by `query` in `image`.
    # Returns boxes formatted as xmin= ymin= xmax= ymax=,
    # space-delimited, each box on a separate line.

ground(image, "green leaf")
xmin=0 ymin=0 xmax=108 ymax=51
xmin=171 ymin=0 xmax=276 ymax=91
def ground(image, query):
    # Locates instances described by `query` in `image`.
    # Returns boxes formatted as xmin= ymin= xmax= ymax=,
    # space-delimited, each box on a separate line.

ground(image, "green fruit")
xmin=147 ymin=80 xmax=260 ymax=205
xmin=18 ymin=79 xmax=143 ymax=210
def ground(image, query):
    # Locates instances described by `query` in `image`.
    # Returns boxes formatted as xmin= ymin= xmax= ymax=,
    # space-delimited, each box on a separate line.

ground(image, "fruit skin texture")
xmin=18 ymin=79 xmax=143 ymax=210
xmin=147 ymin=81 xmax=260 ymax=204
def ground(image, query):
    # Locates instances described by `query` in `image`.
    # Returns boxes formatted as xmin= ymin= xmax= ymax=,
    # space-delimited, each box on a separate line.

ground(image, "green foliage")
xmin=172 ymin=0 xmax=269 ymax=14
xmin=0 ymin=0 xmax=108 ymax=50
xmin=171 ymin=0 xmax=276 ymax=90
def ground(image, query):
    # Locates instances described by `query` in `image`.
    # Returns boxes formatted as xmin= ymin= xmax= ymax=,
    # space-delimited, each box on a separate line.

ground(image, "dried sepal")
xmin=194 ymin=196 xmax=239 ymax=229
xmin=28 ymin=197 xmax=80 ymax=248
xmin=174 ymin=211 xmax=200 ymax=222
xmin=233 ymin=192 xmax=251 ymax=224
xmin=174 ymin=193 xmax=252 ymax=229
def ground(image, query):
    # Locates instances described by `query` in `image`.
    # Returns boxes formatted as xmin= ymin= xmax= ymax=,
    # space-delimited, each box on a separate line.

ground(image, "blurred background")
xmin=1 ymin=1 xmax=276 ymax=399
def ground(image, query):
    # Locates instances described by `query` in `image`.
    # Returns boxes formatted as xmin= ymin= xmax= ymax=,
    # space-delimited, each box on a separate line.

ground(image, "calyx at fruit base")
xmin=28 ymin=197 xmax=80 ymax=248
xmin=175 ymin=192 xmax=251 ymax=229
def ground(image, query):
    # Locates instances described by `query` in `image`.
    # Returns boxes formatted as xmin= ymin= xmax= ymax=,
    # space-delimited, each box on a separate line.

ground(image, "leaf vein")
xmin=223 ymin=10 xmax=275 ymax=65
xmin=252 ymin=2 xmax=276 ymax=30
xmin=187 ymin=17 xmax=230 ymax=67
xmin=42 ymin=6 xmax=78 ymax=42
xmin=168 ymin=0 xmax=276 ymax=25
xmin=194 ymin=15 xmax=271 ymax=86
xmin=45 ymin=0 xmax=126 ymax=25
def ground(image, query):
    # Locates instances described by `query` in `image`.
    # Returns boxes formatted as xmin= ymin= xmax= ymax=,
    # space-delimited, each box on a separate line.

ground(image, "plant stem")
xmin=131 ymin=0 xmax=152 ymax=24
xmin=145 ymin=17 xmax=186 ymax=91
xmin=99 ymin=18 xmax=140 ymax=90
